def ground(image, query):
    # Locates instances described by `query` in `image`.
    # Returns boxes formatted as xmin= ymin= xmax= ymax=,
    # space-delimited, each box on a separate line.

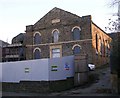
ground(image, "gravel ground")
xmin=2 ymin=66 xmax=117 ymax=96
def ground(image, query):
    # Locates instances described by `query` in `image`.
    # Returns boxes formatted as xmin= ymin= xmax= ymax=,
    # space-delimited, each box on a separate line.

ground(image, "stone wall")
xmin=26 ymin=39 xmax=93 ymax=64
xmin=26 ymin=16 xmax=92 ymax=44
xmin=25 ymin=7 xmax=112 ymax=67
xmin=91 ymin=23 xmax=112 ymax=67
xmin=2 ymin=77 xmax=74 ymax=93
xmin=25 ymin=8 xmax=92 ymax=60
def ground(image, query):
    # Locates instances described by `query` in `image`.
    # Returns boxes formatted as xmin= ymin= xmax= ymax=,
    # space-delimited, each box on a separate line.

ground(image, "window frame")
xmin=50 ymin=45 xmax=62 ymax=58
xmin=33 ymin=31 xmax=41 ymax=45
xmin=72 ymin=44 xmax=81 ymax=55
xmin=33 ymin=47 xmax=41 ymax=59
xmin=52 ymin=48 xmax=60 ymax=58
xmin=72 ymin=26 xmax=81 ymax=40
xmin=52 ymin=29 xmax=59 ymax=43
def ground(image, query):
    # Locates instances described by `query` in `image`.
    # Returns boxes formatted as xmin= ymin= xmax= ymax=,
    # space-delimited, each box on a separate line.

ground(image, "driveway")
xmin=49 ymin=66 xmax=114 ymax=96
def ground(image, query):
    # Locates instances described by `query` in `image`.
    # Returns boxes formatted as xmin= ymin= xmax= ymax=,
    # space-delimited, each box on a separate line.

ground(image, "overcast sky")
xmin=0 ymin=0 xmax=118 ymax=43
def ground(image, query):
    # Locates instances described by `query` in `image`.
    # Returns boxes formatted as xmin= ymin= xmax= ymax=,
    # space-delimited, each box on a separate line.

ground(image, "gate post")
xmin=74 ymin=54 xmax=89 ymax=86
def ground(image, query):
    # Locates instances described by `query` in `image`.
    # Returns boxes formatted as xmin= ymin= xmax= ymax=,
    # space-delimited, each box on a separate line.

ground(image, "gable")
xmin=33 ymin=7 xmax=81 ymax=30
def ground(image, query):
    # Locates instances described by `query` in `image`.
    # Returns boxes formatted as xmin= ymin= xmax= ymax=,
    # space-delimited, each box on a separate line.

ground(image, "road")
xmin=2 ymin=66 xmax=117 ymax=96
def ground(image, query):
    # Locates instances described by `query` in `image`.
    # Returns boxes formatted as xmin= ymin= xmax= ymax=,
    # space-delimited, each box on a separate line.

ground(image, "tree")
xmin=106 ymin=0 xmax=120 ymax=94
xmin=105 ymin=0 xmax=120 ymax=32
xmin=105 ymin=0 xmax=120 ymax=71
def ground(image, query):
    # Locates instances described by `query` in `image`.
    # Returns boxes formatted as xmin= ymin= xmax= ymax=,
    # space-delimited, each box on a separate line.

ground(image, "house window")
xmin=52 ymin=29 xmax=59 ymax=43
xmin=33 ymin=48 xmax=41 ymax=59
xmin=52 ymin=48 xmax=60 ymax=58
xmin=34 ymin=32 xmax=41 ymax=44
xmin=72 ymin=45 xmax=81 ymax=55
xmin=72 ymin=27 xmax=81 ymax=40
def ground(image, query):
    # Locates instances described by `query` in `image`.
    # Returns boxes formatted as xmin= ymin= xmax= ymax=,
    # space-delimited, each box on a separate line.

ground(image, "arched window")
xmin=33 ymin=48 xmax=41 ymax=59
xmin=34 ymin=32 xmax=41 ymax=44
xmin=103 ymin=39 xmax=105 ymax=56
xmin=72 ymin=45 xmax=81 ymax=54
xmin=100 ymin=42 xmax=103 ymax=55
xmin=96 ymin=34 xmax=98 ymax=51
xmin=105 ymin=40 xmax=108 ymax=56
xmin=72 ymin=27 xmax=81 ymax=40
xmin=52 ymin=29 xmax=59 ymax=43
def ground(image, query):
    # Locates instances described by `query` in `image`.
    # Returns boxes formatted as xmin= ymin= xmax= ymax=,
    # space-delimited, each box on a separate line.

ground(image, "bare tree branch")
xmin=109 ymin=0 xmax=120 ymax=7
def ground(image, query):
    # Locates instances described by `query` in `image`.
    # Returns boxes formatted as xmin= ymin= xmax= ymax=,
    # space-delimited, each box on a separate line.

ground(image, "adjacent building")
xmin=2 ymin=33 xmax=26 ymax=62
xmin=0 ymin=40 xmax=9 ymax=62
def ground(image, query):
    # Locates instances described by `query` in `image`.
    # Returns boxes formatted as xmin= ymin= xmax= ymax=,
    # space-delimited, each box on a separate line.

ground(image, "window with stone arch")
xmin=34 ymin=31 xmax=41 ymax=44
xmin=52 ymin=29 xmax=59 ymax=43
xmin=72 ymin=26 xmax=81 ymax=40
xmin=72 ymin=44 xmax=81 ymax=55
xmin=33 ymin=48 xmax=41 ymax=59
xmin=96 ymin=34 xmax=98 ymax=52
xmin=105 ymin=40 xmax=108 ymax=56
xmin=103 ymin=39 xmax=105 ymax=56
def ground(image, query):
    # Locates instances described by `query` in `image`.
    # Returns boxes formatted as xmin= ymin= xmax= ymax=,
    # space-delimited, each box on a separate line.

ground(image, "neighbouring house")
xmin=0 ymin=40 xmax=9 ymax=62
xmin=2 ymin=33 xmax=26 ymax=62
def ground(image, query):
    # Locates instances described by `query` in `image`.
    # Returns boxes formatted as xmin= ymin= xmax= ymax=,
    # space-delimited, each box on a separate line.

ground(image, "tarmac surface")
xmin=1 ymin=66 xmax=119 ymax=97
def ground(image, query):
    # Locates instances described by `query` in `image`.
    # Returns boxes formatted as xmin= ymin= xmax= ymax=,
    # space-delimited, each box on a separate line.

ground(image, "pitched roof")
xmin=0 ymin=40 xmax=9 ymax=47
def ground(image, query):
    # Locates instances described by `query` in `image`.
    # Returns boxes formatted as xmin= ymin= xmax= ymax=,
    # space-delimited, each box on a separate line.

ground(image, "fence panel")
xmin=49 ymin=56 xmax=74 ymax=80
xmin=2 ymin=59 xmax=49 ymax=83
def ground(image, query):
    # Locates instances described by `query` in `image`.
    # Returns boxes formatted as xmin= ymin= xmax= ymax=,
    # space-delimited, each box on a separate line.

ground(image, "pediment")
xmin=33 ymin=7 xmax=81 ymax=30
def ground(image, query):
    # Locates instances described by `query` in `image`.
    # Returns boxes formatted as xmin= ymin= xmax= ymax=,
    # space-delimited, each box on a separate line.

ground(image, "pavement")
xmin=1 ymin=66 xmax=119 ymax=97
